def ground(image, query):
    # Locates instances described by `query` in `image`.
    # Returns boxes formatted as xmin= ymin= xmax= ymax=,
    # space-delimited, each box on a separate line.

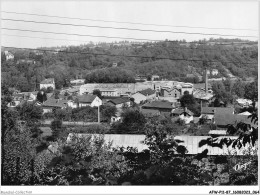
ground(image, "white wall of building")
xmin=78 ymin=96 xmax=102 ymax=108
xmin=90 ymin=96 xmax=102 ymax=107
xmin=179 ymin=114 xmax=194 ymax=124
xmin=101 ymin=90 xmax=118 ymax=96
xmin=43 ymin=108 xmax=53 ymax=114
xmin=132 ymin=93 xmax=146 ymax=104
xmin=40 ymin=83 xmax=55 ymax=90
xmin=67 ymin=101 xmax=78 ymax=109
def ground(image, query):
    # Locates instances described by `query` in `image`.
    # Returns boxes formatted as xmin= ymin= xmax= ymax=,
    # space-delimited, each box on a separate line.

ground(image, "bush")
xmin=71 ymin=106 xmax=98 ymax=122
xmin=176 ymin=118 xmax=185 ymax=126
xmin=46 ymin=86 xmax=54 ymax=93
xmin=51 ymin=120 xmax=63 ymax=140
xmin=43 ymin=112 xmax=54 ymax=120
xmin=69 ymin=124 xmax=108 ymax=134
xmin=115 ymin=108 xmax=146 ymax=133
xmin=100 ymin=105 xmax=117 ymax=123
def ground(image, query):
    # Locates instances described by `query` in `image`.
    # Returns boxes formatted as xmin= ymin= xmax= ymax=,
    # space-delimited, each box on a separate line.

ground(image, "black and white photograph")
xmin=1 ymin=0 xmax=259 ymax=194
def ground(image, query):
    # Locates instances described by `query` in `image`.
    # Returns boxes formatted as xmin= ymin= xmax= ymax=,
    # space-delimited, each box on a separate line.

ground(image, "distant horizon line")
xmin=2 ymin=38 xmax=258 ymax=50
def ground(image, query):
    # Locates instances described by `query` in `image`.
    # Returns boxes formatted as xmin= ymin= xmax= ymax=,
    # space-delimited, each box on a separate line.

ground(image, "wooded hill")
xmin=1 ymin=38 xmax=257 ymax=91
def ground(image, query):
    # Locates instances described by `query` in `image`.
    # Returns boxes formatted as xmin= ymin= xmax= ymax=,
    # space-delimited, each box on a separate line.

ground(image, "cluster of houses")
xmin=199 ymin=106 xmax=255 ymax=128
xmin=8 ymin=77 xmax=255 ymax=128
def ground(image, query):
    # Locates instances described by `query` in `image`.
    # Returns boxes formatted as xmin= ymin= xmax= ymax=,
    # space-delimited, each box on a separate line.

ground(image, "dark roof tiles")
xmin=137 ymin=88 xmax=156 ymax=96
xmin=142 ymin=101 xmax=173 ymax=109
xmin=201 ymin=107 xmax=234 ymax=115
xmin=108 ymin=97 xmax=130 ymax=105
xmin=77 ymin=94 xmax=97 ymax=103
xmin=172 ymin=107 xmax=194 ymax=116
xmin=42 ymin=98 xmax=69 ymax=108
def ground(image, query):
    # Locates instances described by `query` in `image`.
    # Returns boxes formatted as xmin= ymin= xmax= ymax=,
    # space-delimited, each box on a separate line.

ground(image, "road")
xmin=41 ymin=120 xmax=99 ymax=126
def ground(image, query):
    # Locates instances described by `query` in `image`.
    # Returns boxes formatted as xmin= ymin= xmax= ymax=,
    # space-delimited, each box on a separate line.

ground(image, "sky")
xmin=1 ymin=0 xmax=259 ymax=48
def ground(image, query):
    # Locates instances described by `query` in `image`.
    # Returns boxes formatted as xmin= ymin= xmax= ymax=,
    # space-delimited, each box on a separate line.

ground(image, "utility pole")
xmin=98 ymin=105 xmax=100 ymax=123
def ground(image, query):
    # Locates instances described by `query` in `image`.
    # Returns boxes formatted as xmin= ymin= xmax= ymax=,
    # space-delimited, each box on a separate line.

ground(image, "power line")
xmin=2 ymin=28 xmax=258 ymax=48
xmin=2 ymin=46 xmax=257 ymax=65
xmin=2 ymin=18 xmax=258 ymax=38
xmin=1 ymin=28 xmax=162 ymax=42
xmin=2 ymin=10 xmax=258 ymax=32
xmin=2 ymin=34 xmax=96 ymax=44
xmin=2 ymin=33 xmax=257 ymax=54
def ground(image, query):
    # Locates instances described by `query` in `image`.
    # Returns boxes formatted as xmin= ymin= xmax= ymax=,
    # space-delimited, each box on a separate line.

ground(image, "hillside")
xmin=1 ymin=38 xmax=258 ymax=91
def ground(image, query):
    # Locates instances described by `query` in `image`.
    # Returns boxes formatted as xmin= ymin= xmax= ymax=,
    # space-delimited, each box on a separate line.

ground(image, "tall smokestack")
xmin=205 ymin=68 xmax=208 ymax=93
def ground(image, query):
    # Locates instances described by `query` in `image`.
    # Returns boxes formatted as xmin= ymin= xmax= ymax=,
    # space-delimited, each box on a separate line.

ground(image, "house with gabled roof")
xmin=7 ymin=93 xmax=24 ymax=108
xmin=200 ymin=107 xmax=234 ymax=123
xmin=193 ymin=89 xmax=214 ymax=106
xmin=161 ymin=87 xmax=181 ymax=99
xmin=76 ymin=94 xmax=102 ymax=108
xmin=214 ymin=113 xmax=256 ymax=128
xmin=107 ymin=97 xmax=131 ymax=108
xmin=42 ymin=98 xmax=75 ymax=113
xmin=172 ymin=107 xmax=194 ymax=124
xmin=20 ymin=91 xmax=38 ymax=102
xmin=40 ymin=78 xmax=55 ymax=90
xmin=131 ymin=88 xmax=156 ymax=104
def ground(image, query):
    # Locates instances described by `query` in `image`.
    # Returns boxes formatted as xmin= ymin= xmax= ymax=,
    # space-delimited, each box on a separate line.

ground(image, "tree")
xmin=71 ymin=124 xmax=108 ymax=134
xmin=38 ymin=134 xmax=130 ymax=185
xmin=1 ymin=96 xmax=19 ymax=183
xmin=180 ymin=94 xmax=195 ymax=107
xmin=223 ymin=78 xmax=232 ymax=92
xmin=36 ymin=91 xmax=47 ymax=103
xmin=71 ymin=106 xmax=98 ymax=122
xmin=93 ymin=89 xmax=102 ymax=98
xmin=244 ymin=81 xmax=258 ymax=105
xmin=17 ymin=102 xmax=43 ymax=125
xmin=179 ymin=94 xmax=201 ymax=116
xmin=17 ymin=102 xmax=43 ymax=138
xmin=112 ymin=108 xmax=146 ymax=134
xmin=1 ymin=51 xmax=6 ymax=63
xmin=211 ymin=81 xmax=233 ymax=104
xmin=69 ymin=59 xmax=79 ymax=67
xmin=46 ymin=86 xmax=54 ymax=93
xmin=231 ymin=79 xmax=245 ymax=98
xmin=211 ymin=81 xmax=226 ymax=99
xmin=51 ymin=120 xmax=63 ymax=140
xmin=2 ymin=91 xmax=39 ymax=185
xmin=198 ymin=111 xmax=258 ymax=185
xmin=121 ymin=109 xmax=146 ymax=133
xmin=53 ymin=108 xmax=69 ymax=121
xmin=64 ymin=91 xmax=70 ymax=97
xmin=2 ymin=127 xmax=38 ymax=185
xmin=84 ymin=68 xmax=136 ymax=83
xmin=100 ymin=105 xmax=117 ymax=122
xmin=228 ymin=147 xmax=257 ymax=185
xmin=118 ymin=119 xmax=204 ymax=185
xmin=212 ymin=98 xmax=222 ymax=107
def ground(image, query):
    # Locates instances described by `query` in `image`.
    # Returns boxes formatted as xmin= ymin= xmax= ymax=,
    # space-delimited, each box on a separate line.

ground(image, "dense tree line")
xmin=84 ymin=67 xmax=135 ymax=83
xmin=1 ymin=38 xmax=257 ymax=92
xmin=211 ymin=79 xmax=258 ymax=106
